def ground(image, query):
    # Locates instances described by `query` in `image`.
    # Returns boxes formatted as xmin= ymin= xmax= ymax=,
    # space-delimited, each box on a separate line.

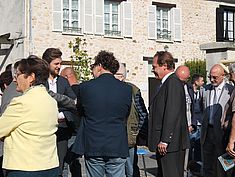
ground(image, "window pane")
xmin=163 ymin=19 xmax=168 ymax=29
xmin=104 ymin=4 xmax=110 ymax=13
xmin=72 ymin=21 xmax=78 ymax=28
xmin=63 ymin=21 xmax=69 ymax=27
xmin=228 ymin=22 xmax=233 ymax=30
xmin=63 ymin=0 xmax=69 ymax=8
xmin=112 ymin=14 xmax=118 ymax=24
xmin=72 ymin=0 xmax=78 ymax=9
xmin=228 ymin=31 xmax=233 ymax=39
xmin=224 ymin=11 xmax=227 ymax=20
xmin=112 ymin=24 xmax=118 ymax=31
xmin=63 ymin=9 xmax=69 ymax=20
xmin=105 ymin=24 xmax=110 ymax=30
xmin=228 ymin=11 xmax=233 ymax=21
xmin=104 ymin=13 xmax=110 ymax=23
xmin=72 ymin=10 xmax=78 ymax=20
xmin=112 ymin=3 xmax=118 ymax=13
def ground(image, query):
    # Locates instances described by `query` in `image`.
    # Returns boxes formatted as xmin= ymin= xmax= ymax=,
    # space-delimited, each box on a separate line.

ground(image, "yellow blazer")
xmin=0 ymin=86 xmax=59 ymax=171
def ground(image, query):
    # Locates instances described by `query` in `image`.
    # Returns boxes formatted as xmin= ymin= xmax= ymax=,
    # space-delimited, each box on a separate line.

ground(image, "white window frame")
xmin=63 ymin=0 xmax=82 ymax=34
xmin=104 ymin=1 xmax=121 ymax=37
xmin=223 ymin=10 xmax=234 ymax=41
xmin=156 ymin=7 xmax=172 ymax=41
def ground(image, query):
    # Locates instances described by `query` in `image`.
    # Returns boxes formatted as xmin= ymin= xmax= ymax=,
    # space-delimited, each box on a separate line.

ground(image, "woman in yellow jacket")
xmin=0 ymin=56 xmax=59 ymax=177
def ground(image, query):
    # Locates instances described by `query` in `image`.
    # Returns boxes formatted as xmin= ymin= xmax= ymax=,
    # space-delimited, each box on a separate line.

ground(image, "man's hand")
xmin=188 ymin=125 xmax=194 ymax=133
xmin=226 ymin=142 xmax=235 ymax=157
xmin=157 ymin=142 xmax=168 ymax=156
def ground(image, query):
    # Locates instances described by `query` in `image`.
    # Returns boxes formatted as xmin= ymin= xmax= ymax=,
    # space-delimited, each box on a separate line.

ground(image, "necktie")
xmin=156 ymin=82 xmax=162 ymax=93
xmin=209 ymin=87 xmax=217 ymax=125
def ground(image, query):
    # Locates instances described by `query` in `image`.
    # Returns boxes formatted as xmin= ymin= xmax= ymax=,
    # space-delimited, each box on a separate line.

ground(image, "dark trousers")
xmin=56 ymin=127 xmax=71 ymax=177
xmin=5 ymin=167 xmax=59 ymax=177
xmin=156 ymin=149 xmax=185 ymax=177
xmin=202 ymin=126 xmax=226 ymax=177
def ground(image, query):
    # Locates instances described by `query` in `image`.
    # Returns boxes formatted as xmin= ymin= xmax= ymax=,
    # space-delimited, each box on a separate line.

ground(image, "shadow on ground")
xmin=140 ymin=167 xmax=158 ymax=176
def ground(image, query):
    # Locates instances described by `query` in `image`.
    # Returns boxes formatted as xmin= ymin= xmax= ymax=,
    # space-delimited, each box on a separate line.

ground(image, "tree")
xmin=68 ymin=37 xmax=93 ymax=82
xmin=184 ymin=59 xmax=207 ymax=83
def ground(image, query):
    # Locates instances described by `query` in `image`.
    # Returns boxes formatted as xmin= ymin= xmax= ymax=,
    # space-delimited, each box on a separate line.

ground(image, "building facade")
xmin=1 ymin=0 xmax=235 ymax=104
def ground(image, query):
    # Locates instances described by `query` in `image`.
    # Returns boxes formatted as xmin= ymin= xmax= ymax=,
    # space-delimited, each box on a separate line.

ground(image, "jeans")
xmin=5 ymin=167 xmax=59 ymax=177
xmin=125 ymin=146 xmax=140 ymax=177
xmin=85 ymin=156 xmax=126 ymax=177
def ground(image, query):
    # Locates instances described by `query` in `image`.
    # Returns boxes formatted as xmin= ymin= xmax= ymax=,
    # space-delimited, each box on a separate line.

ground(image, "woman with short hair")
xmin=0 ymin=55 xmax=59 ymax=177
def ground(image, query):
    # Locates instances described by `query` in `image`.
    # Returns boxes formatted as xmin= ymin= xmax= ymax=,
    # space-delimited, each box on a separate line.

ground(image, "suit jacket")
xmin=45 ymin=76 xmax=76 ymax=127
xmin=201 ymin=83 xmax=234 ymax=146
xmin=0 ymin=86 xmax=59 ymax=170
xmin=148 ymin=73 xmax=190 ymax=152
xmin=0 ymin=82 xmax=22 ymax=115
xmin=72 ymin=73 xmax=132 ymax=157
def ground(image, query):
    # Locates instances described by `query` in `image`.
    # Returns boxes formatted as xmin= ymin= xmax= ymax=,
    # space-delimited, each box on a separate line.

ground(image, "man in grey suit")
xmin=201 ymin=64 xmax=233 ymax=177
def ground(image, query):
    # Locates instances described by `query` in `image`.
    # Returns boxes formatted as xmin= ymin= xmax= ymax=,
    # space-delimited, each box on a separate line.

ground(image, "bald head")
xmin=209 ymin=64 xmax=224 ymax=86
xmin=210 ymin=64 xmax=225 ymax=75
xmin=175 ymin=65 xmax=190 ymax=82
xmin=60 ymin=67 xmax=78 ymax=85
xmin=114 ymin=63 xmax=126 ymax=81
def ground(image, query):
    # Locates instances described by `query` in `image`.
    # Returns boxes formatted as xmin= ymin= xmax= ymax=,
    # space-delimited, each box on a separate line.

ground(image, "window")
xmin=156 ymin=7 xmax=171 ymax=40
xmin=148 ymin=3 xmax=181 ymax=42
xmin=63 ymin=0 xmax=81 ymax=33
xmin=223 ymin=10 xmax=234 ymax=41
xmin=216 ymin=6 xmax=235 ymax=42
xmin=104 ymin=1 xmax=121 ymax=36
xmin=52 ymin=0 xmax=132 ymax=37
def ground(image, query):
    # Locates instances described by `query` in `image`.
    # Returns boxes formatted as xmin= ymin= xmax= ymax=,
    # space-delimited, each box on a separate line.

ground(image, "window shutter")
xmin=172 ymin=8 xmax=182 ymax=42
xmin=94 ymin=0 xmax=104 ymax=35
xmin=216 ymin=8 xmax=224 ymax=42
xmin=123 ymin=2 xmax=132 ymax=37
xmin=84 ymin=0 xmax=93 ymax=34
xmin=52 ymin=0 xmax=63 ymax=31
xmin=148 ymin=5 xmax=156 ymax=39
xmin=80 ymin=0 xmax=84 ymax=33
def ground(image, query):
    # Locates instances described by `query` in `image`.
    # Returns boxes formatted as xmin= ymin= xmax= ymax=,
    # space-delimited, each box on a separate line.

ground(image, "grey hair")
xmin=228 ymin=63 xmax=235 ymax=73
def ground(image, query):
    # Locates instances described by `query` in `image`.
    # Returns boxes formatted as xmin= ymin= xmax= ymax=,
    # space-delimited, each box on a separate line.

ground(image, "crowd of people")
xmin=0 ymin=49 xmax=235 ymax=177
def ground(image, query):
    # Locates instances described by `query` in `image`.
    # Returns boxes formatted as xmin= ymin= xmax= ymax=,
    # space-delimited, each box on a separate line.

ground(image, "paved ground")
xmin=64 ymin=151 xmax=158 ymax=177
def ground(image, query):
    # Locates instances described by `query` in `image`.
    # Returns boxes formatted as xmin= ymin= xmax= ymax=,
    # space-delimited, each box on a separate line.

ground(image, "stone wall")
xmin=27 ymin=0 xmax=235 ymax=105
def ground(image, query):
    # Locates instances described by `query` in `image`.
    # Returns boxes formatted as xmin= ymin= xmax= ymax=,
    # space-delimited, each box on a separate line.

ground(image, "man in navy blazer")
xmin=42 ymin=48 xmax=76 ymax=177
xmin=72 ymin=50 xmax=132 ymax=177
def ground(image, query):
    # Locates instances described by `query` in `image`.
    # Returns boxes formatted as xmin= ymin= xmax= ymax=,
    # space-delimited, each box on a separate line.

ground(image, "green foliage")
xmin=68 ymin=37 xmax=93 ymax=81
xmin=184 ymin=59 xmax=207 ymax=83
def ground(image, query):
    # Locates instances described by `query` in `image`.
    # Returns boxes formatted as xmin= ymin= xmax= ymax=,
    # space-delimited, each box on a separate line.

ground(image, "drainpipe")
xmin=29 ymin=0 xmax=33 ymax=55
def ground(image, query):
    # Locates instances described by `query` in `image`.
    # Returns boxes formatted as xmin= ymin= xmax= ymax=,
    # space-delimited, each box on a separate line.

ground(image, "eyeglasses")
xmin=208 ymin=75 xmax=222 ymax=80
xmin=90 ymin=63 xmax=100 ymax=70
xmin=13 ymin=72 xmax=23 ymax=79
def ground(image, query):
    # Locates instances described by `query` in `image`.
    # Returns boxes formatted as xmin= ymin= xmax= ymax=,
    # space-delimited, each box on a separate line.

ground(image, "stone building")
xmin=1 ymin=0 xmax=235 ymax=104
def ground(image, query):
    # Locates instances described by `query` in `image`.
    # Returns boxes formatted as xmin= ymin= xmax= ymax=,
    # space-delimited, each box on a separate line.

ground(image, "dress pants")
xmin=202 ymin=125 xmax=226 ymax=177
xmin=156 ymin=149 xmax=185 ymax=177
xmin=85 ymin=156 xmax=126 ymax=177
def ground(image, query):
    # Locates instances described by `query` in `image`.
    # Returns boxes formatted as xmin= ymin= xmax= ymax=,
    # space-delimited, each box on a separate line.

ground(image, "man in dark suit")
xmin=148 ymin=51 xmax=190 ymax=177
xmin=201 ymin=64 xmax=233 ymax=177
xmin=42 ymin=48 xmax=77 ymax=177
xmin=72 ymin=50 xmax=132 ymax=177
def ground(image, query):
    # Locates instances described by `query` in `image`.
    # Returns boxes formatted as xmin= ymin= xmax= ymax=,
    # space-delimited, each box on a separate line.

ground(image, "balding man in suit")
xmin=201 ymin=64 xmax=233 ymax=177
